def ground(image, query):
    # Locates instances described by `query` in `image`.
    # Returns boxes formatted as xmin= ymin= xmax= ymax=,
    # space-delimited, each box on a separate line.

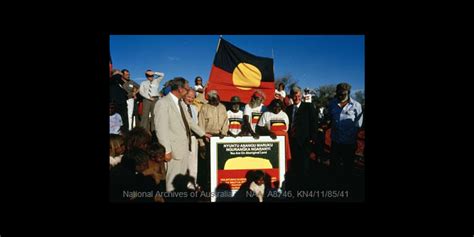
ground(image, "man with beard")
xmin=243 ymin=90 xmax=267 ymax=137
xmin=197 ymin=90 xmax=228 ymax=191
xmin=327 ymin=82 xmax=363 ymax=183
xmin=121 ymin=69 xmax=140 ymax=130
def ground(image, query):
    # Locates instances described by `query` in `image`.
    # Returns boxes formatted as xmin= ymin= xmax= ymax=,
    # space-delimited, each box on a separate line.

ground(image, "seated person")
xmin=110 ymin=148 xmax=158 ymax=202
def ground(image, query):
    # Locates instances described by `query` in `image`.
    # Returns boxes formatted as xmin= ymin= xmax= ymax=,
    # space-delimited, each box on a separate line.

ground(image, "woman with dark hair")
xmin=275 ymin=82 xmax=286 ymax=100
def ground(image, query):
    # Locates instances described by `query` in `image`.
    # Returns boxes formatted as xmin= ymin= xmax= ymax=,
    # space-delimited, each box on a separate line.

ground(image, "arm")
xmin=198 ymin=106 xmax=207 ymax=134
xmin=256 ymin=113 xmax=276 ymax=139
xmin=153 ymin=72 xmax=165 ymax=91
xmin=256 ymin=125 xmax=276 ymax=139
xmin=154 ymin=100 xmax=172 ymax=155
xmin=118 ymin=115 xmax=124 ymax=135
xmin=197 ymin=107 xmax=207 ymax=147
xmin=195 ymin=86 xmax=204 ymax=94
xmin=131 ymin=87 xmax=139 ymax=99
xmin=220 ymin=105 xmax=229 ymax=136
xmin=177 ymin=100 xmax=205 ymax=137
xmin=308 ymin=103 xmax=318 ymax=143
xmin=189 ymin=115 xmax=205 ymax=138
xmin=283 ymin=112 xmax=290 ymax=132
xmin=139 ymin=81 xmax=149 ymax=99
xmin=355 ymin=103 xmax=363 ymax=128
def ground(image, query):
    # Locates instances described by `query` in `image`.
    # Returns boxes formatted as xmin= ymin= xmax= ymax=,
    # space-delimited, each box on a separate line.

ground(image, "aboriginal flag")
xmin=205 ymin=38 xmax=274 ymax=106
xmin=270 ymin=120 xmax=287 ymax=132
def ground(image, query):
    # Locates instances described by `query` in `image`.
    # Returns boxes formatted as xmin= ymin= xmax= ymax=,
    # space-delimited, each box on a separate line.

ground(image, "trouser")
xmin=126 ymin=98 xmax=135 ymax=130
xmin=187 ymin=136 xmax=198 ymax=189
xmin=289 ymin=141 xmax=311 ymax=177
xmin=166 ymin=154 xmax=190 ymax=192
xmin=140 ymin=99 xmax=157 ymax=132
xmin=197 ymin=141 xmax=210 ymax=192
xmin=330 ymin=142 xmax=356 ymax=182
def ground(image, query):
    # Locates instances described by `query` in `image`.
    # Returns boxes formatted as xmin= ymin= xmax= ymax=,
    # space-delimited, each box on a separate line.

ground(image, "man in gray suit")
xmin=154 ymin=77 xmax=211 ymax=192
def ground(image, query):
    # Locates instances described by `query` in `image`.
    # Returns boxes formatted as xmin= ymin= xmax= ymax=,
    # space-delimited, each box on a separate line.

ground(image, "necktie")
xmin=148 ymin=81 xmax=153 ymax=99
xmin=187 ymin=104 xmax=193 ymax=118
xmin=290 ymin=105 xmax=298 ymax=138
xmin=179 ymin=99 xmax=192 ymax=151
xmin=292 ymin=105 xmax=298 ymax=127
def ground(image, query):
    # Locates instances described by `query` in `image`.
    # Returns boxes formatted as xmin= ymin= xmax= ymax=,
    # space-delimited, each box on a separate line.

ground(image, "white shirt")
xmin=292 ymin=101 xmax=301 ymax=113
xmin=139 ymin=73 xmax=164 ymax=100
xmin=249 ymin=181 xmax=265 ymax=202
xmin=169 ymin=92 xmax=181 ymax=111
xmin=318 ymin=107 xmax=325 ymax=119
xmin=244 ymin=104 xmax=264 ymax=133
xmin=109 ymin=113 xmax=123 ymax=134
xmin=303 ymin=93 xmax=312 ymax=103
xmin=227 ymin=110 xmax=244 ymax=135
xmin=275 ymin=89 xmax=286 ymax=98
xmin=187 ymin=104 xmax=198 ymax=125
xmin=291 ymin=102 xmax=301 ymax=126
xmin=328 ymin=98 xmax=363 ymax=144
xmin=109 ymin=154 xmax=123 ymax=167
xmin=194 ymin=85 xmax=204 ymax=97
xmin=258 ymin=110 xmax=289 ymax=132
xmin=194 ymin=85 xmax=203 ymax=91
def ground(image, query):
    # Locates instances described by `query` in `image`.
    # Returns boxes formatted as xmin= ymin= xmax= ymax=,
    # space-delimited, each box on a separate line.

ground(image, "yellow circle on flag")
xmin=232 ymin=63 xmax=262 ymax=90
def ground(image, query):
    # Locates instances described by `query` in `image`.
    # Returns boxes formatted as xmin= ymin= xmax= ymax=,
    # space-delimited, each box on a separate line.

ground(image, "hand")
xmin=164 ymin=152 xmax=172 ymax=162
xmin=203 ymin=133 xmax=212 ymax=142
xmin=154 ymin=72 xmax=164 ymax=77
xmin=269 ymin=132 xmax=277 ymax=140
xmin=252 ymin=133 xmax=260 ymax=139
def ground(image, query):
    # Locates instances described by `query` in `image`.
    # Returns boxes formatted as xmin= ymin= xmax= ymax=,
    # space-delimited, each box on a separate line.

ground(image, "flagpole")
xmin=206 ymin=35 xmax=222 ymax=91
xmin=216 ymin=35 xmax=222 ymax=52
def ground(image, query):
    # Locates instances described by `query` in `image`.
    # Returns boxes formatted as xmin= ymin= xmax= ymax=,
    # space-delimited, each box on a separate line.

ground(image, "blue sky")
xmin=110 ymin=35 xmax=365 ymax=93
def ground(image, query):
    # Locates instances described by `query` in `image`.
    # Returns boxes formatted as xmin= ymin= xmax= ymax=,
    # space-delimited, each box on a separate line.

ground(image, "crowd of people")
xmin=109 ymin=69 xmax=365 ymax=202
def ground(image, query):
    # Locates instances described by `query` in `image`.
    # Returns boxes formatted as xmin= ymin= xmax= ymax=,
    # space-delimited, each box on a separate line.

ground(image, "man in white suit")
xmin=183 ymin=89 xmax=199 ymax=189
xmin=154 ymin=77 xmax=211 ymax=192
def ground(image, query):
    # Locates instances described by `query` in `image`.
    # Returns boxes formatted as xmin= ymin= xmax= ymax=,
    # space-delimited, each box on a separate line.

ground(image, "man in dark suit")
xmin=285 ymin=86 xmax=318 ymax=179
xmin=110 ymin=73 xmax=129 ymax=132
